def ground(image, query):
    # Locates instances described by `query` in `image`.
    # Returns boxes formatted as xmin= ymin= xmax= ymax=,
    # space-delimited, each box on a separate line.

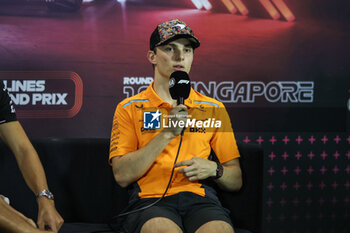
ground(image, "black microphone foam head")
xmin=169 ymin=71 xmax=191 ymax=103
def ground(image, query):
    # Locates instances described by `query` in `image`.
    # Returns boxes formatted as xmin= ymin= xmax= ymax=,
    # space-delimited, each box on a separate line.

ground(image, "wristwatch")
xmin=36 ymin=189 xmax=54 ymax=200
xmin=214 ymin=161 xmax=223 ymax=179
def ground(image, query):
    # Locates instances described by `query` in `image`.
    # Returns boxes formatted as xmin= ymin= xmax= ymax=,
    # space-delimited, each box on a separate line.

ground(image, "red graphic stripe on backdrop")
xmin=221 ymin=0 xmax=238 ymax=13
xmin=259 ymin=0 xmax=281 ymax=20
xmin=271 ymin=0 xmax=295 ymax=21
xmin=231 ymin=0 xmax=249 ymax=15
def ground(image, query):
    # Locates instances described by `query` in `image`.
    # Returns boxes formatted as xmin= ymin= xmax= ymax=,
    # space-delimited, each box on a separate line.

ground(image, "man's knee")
xmin=140 ymin=217 xmax=183 ymax=233
xmin=195 ymin=220 xmax=234 ymax=233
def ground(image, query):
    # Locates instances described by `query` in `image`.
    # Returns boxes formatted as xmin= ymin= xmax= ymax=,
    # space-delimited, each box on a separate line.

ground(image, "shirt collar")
xmin=184 ymin=88 xmax=196 ymax=108
xmin=146 ymin=82 xmax=196 ymax=109
xmin=145 ymin=82 xmax=169 ymax=108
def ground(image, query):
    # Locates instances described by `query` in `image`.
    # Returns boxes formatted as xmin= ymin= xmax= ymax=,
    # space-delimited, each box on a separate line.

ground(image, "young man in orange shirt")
xmin=109 ymin=19 xmax=242 ymax=233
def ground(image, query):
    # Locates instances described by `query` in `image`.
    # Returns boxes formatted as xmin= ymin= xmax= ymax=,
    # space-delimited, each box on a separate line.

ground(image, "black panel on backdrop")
xmin=227 ymin=107 xmax=347 ymax=132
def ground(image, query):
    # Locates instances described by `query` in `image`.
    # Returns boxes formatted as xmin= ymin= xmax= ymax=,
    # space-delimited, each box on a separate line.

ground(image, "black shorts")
xmin=116 ymin=192 xmax=233 ymax=233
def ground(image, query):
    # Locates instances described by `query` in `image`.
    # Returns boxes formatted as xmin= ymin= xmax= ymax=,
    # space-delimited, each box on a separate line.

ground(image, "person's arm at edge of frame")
xmin=0 ymin=198 xmax=49 ymax=233
xmin=0 ymin=121 xmax=64 ymax=233
xmin=111 ymin=105 xmax=188 ymax=188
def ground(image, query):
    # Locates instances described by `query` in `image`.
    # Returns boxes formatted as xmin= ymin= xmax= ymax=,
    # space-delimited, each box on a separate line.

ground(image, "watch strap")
xmin=214 ymin=161 xmax=223 ymax=179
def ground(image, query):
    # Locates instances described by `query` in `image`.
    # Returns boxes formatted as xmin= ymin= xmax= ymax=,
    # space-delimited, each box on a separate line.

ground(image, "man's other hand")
xmin=37 ymin=198 xmax=64 ymax=233
xmin=175 ymin=157 xmax=217 ymax=181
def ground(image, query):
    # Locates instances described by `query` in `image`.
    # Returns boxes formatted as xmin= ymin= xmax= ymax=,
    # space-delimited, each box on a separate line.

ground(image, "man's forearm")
xmin=215 ymin=160 xmax=242 ymax=192
xmin=0 ymin=122 xmax=49 ymax=196
xmin=15 ymin=147 xmax=49 ymax=196
xmin=0 ymin=122 xmax=63 ymax=232
xmin=112 ymin=130 xmax=176 ymax=187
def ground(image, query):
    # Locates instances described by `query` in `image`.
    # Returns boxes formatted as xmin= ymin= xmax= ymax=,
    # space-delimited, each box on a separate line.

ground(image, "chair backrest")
xmin=0 ymin=139 xmax=263 ymax=232
xmin=0 ymin=138 xmax=129 ymax=223
xmin=218 ymin=143 xmax=264 ymax=233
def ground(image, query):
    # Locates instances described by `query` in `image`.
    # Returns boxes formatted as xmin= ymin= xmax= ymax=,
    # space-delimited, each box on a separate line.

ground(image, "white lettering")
xmin=178 ymin=120 xmax=185 ymax=128
xmin=32 ymin=93 xmax=68 ymax=105
xmin=178 ymin=80 xmax=190 ymax=84
xmin=124 ymin=79 xmax=315 ymax=104
xmin=123 ymin=77 xmax=153 ymax=85
xmin=4 ymin=80 xmax=46 ymax=92
xmin=187 ymin=119 xmax=196 ymax=127
xmin=9 ymin=93 xmax=30 ymax=105
xmin=32 ymin=94 xmax=42 ymax=105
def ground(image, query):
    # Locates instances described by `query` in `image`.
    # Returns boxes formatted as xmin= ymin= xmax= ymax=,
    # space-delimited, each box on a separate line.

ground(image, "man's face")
xmin=152 ymin=38 xmax=194 ymax=79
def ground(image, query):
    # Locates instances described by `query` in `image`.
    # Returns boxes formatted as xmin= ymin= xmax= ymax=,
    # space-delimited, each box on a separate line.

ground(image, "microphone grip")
xmin=177 ymin=97 xmax=185 ymax=105
xmin=178 ymin=96 xmax=185 ymax=135
xmin=181 ymin=128 xmax=185 ymax=136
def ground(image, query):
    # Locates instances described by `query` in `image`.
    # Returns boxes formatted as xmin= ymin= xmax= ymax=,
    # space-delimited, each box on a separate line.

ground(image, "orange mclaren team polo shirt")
xmin=109 ymin=82 xmax=240 ymax=200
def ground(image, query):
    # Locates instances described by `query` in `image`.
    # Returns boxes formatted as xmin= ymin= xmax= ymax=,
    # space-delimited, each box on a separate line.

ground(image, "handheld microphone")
xmin=169 ymin=71 xmax=191 ymax=105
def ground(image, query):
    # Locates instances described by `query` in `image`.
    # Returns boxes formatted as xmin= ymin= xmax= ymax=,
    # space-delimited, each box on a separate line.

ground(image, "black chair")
xmin=0 ymin=138 xmax=263 ymax=233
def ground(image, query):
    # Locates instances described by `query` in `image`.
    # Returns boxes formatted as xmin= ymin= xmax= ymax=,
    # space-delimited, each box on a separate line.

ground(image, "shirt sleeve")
xmin=210 ymin=103 xmax=240 ymax=164
xmin=0 ymin=82 xmax=17 ymax=124
xmin=109 ymin=103 xmax=138 ymax=164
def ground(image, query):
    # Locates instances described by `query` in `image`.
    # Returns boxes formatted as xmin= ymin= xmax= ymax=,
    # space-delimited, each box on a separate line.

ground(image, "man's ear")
xmin=147 ymin=50 xmax=157 ymax=65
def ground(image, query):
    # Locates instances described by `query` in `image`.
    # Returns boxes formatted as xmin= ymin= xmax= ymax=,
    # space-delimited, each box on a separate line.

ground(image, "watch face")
xmin=218 ymin=165 xmax=223 ymax=177
xmin=45 ymin=191 xmax=54 ymax=199
xmin=38 ymin=190 xmax=54 ymax=200
xmin=218 ymin=167 xmax=223 ymax=177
